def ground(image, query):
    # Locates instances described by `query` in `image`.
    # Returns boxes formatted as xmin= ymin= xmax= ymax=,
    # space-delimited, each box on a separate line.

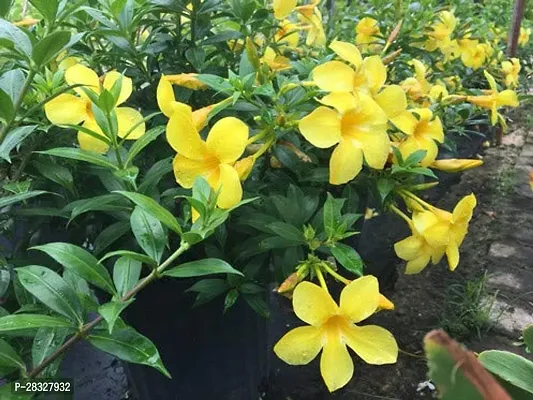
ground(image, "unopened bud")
xmin=430 ymin=159 xmax=483 ymax=173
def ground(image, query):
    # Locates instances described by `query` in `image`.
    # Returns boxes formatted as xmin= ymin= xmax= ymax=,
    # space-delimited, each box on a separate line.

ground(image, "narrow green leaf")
xmin=0 ymin=125 xmax=36 ymax=162
xmin=113 ymin=256 xmax=142 ymax=297
xmin=37 ymin=148 xmax=119 ymax=170
xmin=0 ymin=69 xmax=24 ymax=103
xmin=0 ymin=87 xmax=14 ymax=122
xmin=164 ymin=259 xmax=243 ymax=278
xmin=29 ymin=0 xmax=59 ymax=22
xmin=479 ymin=350 xmax=533 ymax=395
xmin=31 ymin=327 xmax=67 ymax=376
xmin=67 ymin=193 xmax=127 ymax=220
xmin=32 ymin=31 xmax=71 ymax=66
xmin=223 ymin=289 xmax=239 ymax=313
xmin=0 ymin=314 xmax=73 ymax=332
xmin=130 ymin=206 xmax=165 ymax=263
xmin=0 ymin=190 xmax=48 ymax=208
xmin=267 ymin=222 xmax=304 ymax=242
xmin=32 ymin=243 xmax=116 ymax=295
xmin=0 ymin=338 xmax=25 ymax=371
xmin=114 ymin=191 xmax=182 ymax=234
xmin=16 ymin=265 xmax=83 ymax=324
xmin=100 ymin=250 xmax=157 ymax=267
xmin=33 ymin=160 xmax=74 ymax=192
xmin=330 ymin=243 xmax=363 ymax=276
xmin=94 ymin=221 xmax=130 ymax=256
xmin=98 ymin=300 xmax=133 ymax=334
xmin=125 ymin=126 xmax=164 ymax=166
xmin=88 ymin=327 xmax=170 ymax=378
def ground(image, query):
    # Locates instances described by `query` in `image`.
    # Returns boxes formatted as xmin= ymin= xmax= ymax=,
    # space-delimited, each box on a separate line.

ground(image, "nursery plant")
xmin=0 ymin=0 xmax=531 ymax=398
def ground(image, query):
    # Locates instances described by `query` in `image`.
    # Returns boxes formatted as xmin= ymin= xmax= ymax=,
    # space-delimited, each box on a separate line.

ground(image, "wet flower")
xmin=312 ymin=41 xmax=386 ymax=95
xmin=466 ymin=71 xmax=519 ymax=127
xmin=397 ymin=108 xmax=444 ymax=166
xmin=501 ymin=58 xmax=520 ymax=88
xmin=44 ymin=65 xmax=145 ymax=153
xmin=374 ymin=85 xmax=417 ymax=134
xmin=299 ymin=92 xmax=389 ymax=184
xmin=274 ymin=277 xmax=398 ymax=392
xmin=166 ymin=107 xmax=249 ymax=209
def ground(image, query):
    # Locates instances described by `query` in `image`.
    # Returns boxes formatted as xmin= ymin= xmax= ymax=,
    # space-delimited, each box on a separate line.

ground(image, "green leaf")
xmin=243 ymin=293 xmax=269 ymax=317
xmin=186 ymin=279 xmax=229 ymax=307
xmin=113 ymin=256 xmax=142 ymax=297
xmin=138 ymin=157 xmax=172 ymax=194
xmin=88 ymin=327 xmax=170 ymax=378
xmin=0 ymin=314 xmax=73 ymax=332
xmin=197 ymin=74 xmax=233 ymax=92
xmin=32 ymin=243 xmax=116 ymax=295
xmin=114 ymin=191 xmax=182 ymax=234
xmin=0 ymin=190 xmax=48 ymax=208
xmin=0 ymin=19 xmax=32 ymax=56
xmin=330 ymin=243 xmax=363 ymax=276
xmin=0 ymin=87 xmax=14 ymax=122
xmin=0 ymin=383 xmax=33 ymax=399
xmin=98 ymin=300 xmax=134 ymax=334
xmin=376 ymin=178 xmax=395 ymax=202
xmin=202 ymin=30 xmax=242 ymax=45
xmin=32 ymin=327 xmax=68 ymax=377
xmin=29 ymin=0 xmax=59 ymax=22
xmin=479 ymin=350 xmax=533 ymax=395
xmin=0 ymin=0 xmax=12 ymax=18
xmin=404 ymin=149 xmax=427 ymax=167
xmin=323 ymin=193 xmax=344 ymax=239
xmin=16 ymin=265 xmax=83 ymax=324
xmin=130 ymin=206 xmax=165 ymax=263
xmin=100 ymin=250 xmax=157 ymax=267
xmin=524 ymin=324 xmax=533 ymax=352
xmin=37 ymin=148 xmax=119 ymax=170
xmin=0 ymin=69 xmax=24 ymax=103
xmin=223 ymin=289 xmax=239 ymax=313
xmin=267 ymin=222 xmax=304 ymax=242
xmin=94 ymin=221 xmax=130 ymax=256
xmin=125 ymin=126 xmax=164 ymax=166
xmin=164 ymin=259 xmax=243 ymax=278
xmin=0 ymin=339 xmax=25 ymax=371
xmin=32 ymin=31 xmax=71 ymax=66
xmin=33 ymin=160 xmax=74 ymax=192
xmin=67 ymin=193 xmax=127 ymax=220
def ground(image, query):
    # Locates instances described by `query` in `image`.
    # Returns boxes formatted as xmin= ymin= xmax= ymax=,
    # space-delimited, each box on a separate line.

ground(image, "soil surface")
xmin=266 ymin=109 xmax=533 ymax=400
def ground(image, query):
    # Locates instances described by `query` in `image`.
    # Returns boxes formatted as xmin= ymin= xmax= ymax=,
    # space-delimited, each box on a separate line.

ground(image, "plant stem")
xmin=390 ymin=204 xmax=412 ymax=224
xmin=321 ymin=262 xmax=351 ymax=285
xmin=27 ymin=241 xmax=190 ymax=378
xmin=0 ymin=68 xmax=37 ymax=145
xmin=314 ymin=264 xmax=329 ymax=293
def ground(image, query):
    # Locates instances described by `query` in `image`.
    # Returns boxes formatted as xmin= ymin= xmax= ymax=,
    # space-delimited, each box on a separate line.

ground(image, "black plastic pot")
xmin=124 ymin=277 xmax=268 ymax=400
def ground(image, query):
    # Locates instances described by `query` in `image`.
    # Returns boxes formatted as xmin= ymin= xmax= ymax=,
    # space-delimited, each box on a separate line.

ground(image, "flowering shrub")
xmin=0 ymin=0 xmax=530 ymax=397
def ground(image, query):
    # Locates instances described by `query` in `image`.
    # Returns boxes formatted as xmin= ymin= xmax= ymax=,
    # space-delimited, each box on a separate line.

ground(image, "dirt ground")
xmin=266 ymin=109 xmax=533 ymax=400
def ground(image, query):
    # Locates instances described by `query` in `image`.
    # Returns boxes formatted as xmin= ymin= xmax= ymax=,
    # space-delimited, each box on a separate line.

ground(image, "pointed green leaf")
xmin=0 ymin=339 xmax=25 ymax=371
xmin=0 ymin=190 xmax=48 ymax=208
xmin=479 ymin=350 xmax=533 ymax=396
xmin=98 ymin=300 xmax=134 ymax=334
xmin=101 ymin=250 xmax=156 ymax=267
xmin=0 ymin=125 xmax=37 ymax=162
xmin=0 ymin=314 xmax=73 ymax=332
xmin=125 ymin=126 xmax=164 ymax=166
xmin=130 ymin=206 xmax=165 ymax=263
xmin=32 ymin=31 xmax=71 ymax=66
xmin=32 ymin=243 xmax=116 ymax=295
xmin=37 ymin=148 xmax=119 ymax=170
xmin=16 ymin=266 xmax=83 ymax=324
xmin=164 ymin=259 xmax=243 ymax=278
xmin=88 ymin=327 xmax=170 ymax=378
xmin=330 ymin=243 xmax=363 ymax=276
xmin=113 ymin=257 xmax=142 ymax=297
xmin=32 ymin=327 xmax=68 ymax=377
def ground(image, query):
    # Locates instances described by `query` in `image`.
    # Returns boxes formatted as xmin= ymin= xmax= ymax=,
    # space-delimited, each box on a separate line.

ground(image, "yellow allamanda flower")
xmin=274 ymin=277 xmax=398 ymax=392
xmin=425 ymin=10 xmax=457 ymax=52
xmin=374 ymin=85 xmax=418 ymax=134
xmin=461 ymin=42 xmax=487 ymax=70
xmin=262 ymin=47 xmax=292 ymax=71
xmin=299 ymin=92 xmax=390 ymax=185
xmin=466 ymin=71 xmax=519 ymax=127
xmin=312 ymin=41 xmax=387 ymax=96
xmin=44 ymin=65 xmax=145 ymax=153
xmin=400 ymin=59 xmax=431 ymax=101
xmin=166 ymin=109 xmax=249 ymax=209
xmin=274 ymin=19 xmax=300 ymax=48
xmin=519 ymin=27 xmax=531 ymax=47
xmin=394 ymin=194 xmax=477 ymax=273
xmin=355 ymin=17 xmax=381 ymax=52
xmin=273 ymin=0 xmax=297 ymax=19
xmin=296 ymin=1 xmax=326 ymax=47
xmin=397 ymin=108 xmax=444 ymax=167
xmin=501 ymin=58 xmax=520 ymax=88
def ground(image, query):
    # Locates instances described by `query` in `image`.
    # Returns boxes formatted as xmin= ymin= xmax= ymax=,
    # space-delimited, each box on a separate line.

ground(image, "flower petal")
xmin=274 ymin=326 xmax=323 ymax=365
xmin=339 ymin=275 xmax=379 ymax=323
xmin=172 ymin=154 xmax=214 ymax=189
xmin=103 ymin=71 xmax=132 ymax=106
xmin=423 ymin=118 xmax=444 ymax=142
xmin=423 ymin=222 xmax=451 ymax=248
xmin=320 ymin=334 xmax=354 ymax=392
xmin=394 ymin=235 xmax=423 ymax=260
xmin=299 ymin=106 xmax=342 ymax=148
xmin=44 ymin=93 xmax=88 ymax=125
xmin=446 ymin=243 xmax=460 ymax=271
xmin=65 ymin=64 xmax=100 ymax=99
xmin=452 ymin=194 xmax=476 ymax=224
xmin=274 ymin=0 xmax=297 ymax=19
xmin=344 ymin=324 xmax=398 ymax=364
xmin=361 ymin=56 xmax=386 ymax=94
xmin=206 ymin=117 xmax=249 ymax=164
xmin=214 ymin=164 xmax=243 ymax=209
xmin=319 ymin=92 xmax=358 ymax=114
xmin=356 ymin=130 xmax=390 ymax=170
xmin=329 ymin=139 xmax=363 ymax=185
xmin=374 ymin=85 xmax=407 ymax=118
xmin=497 ymin=90 xmax=519 ymax=107
xmin=166 ymin=110 xmax=207 ymax=159
xmin=390 ymin=111 xmax=418 ymax=135
xmin=405 ymin=254 xmax=431 ymax=274
xmin=116 ymin=107 xmax=145 ymax=140
xmin=412 ymin=211 xmax=438 ymax=234
xmin=77 ymin=117 xmax=110 ymax=153
xmin=312 ymin=61 xmax=356 ymax=92
xmin=293 ymin=281 xmax=338 ymax=326
xmin=329 ymin=40 xmax=362 ymax=67
xmin=157 ymin=77 xmax=192 ymax=118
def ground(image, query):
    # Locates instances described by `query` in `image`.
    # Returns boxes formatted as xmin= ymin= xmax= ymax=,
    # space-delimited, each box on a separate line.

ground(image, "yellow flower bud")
xmin=430 ymin=159 xmax=483 ymax=173
xmin=234 ymin=156 xmax=255 ymax=181
xmin=165 ymin=73 xmax=207 ymax=90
